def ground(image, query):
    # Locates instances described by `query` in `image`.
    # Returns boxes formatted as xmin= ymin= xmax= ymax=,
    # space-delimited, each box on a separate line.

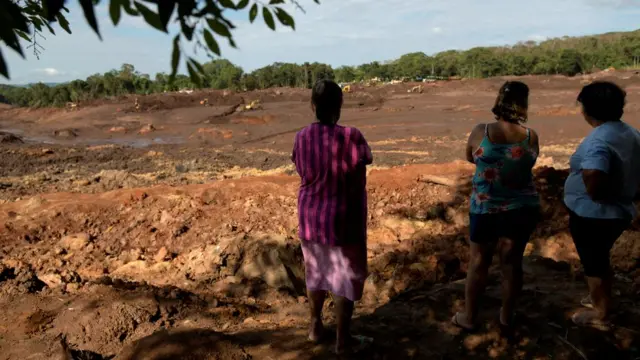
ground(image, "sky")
xmin=2 ymin=0 xmax=640 ymax=84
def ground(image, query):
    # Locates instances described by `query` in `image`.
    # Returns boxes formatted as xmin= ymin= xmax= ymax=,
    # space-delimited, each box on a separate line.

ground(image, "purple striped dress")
xmin=292 ymin=122 xmax=372 ymax=301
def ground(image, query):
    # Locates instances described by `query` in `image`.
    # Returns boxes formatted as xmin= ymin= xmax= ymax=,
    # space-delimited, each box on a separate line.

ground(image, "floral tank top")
xmin=470 ymin=125 xmax=540 ymax=214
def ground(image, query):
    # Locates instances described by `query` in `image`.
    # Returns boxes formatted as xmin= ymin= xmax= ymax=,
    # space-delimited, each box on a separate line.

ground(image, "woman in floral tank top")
xmin=452 ymin=81 xmax=541 ymax=331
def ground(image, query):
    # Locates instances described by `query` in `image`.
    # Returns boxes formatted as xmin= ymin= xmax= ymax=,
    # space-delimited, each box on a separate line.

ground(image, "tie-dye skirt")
xmin=300 ymin=240 xmax=368 ymax=302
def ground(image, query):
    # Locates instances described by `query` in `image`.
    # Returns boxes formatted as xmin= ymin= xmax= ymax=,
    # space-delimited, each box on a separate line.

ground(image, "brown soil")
xmin=0 ymin=72 xmax=639 ymax=359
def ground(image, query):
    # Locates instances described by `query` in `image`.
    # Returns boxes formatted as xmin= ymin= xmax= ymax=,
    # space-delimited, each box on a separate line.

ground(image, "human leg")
xmin=334 ymin=294 xmax=355 ymax=353
xmin=569 ymin=211 xmax=627 ymax=323
xmin=454 ymin=241 xmax=496 ymax=329
xmin=498 ymin=238 xmax=527 ymax=325
xmin=307 ymin=290 xmax=327 ymax=342
xmin=499 ymin=207 xmax=538 ymax=325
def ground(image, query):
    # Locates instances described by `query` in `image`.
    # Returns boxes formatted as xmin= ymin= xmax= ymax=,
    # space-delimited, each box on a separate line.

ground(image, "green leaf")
xmin=189 ymin=57 xmax=205 ymax=75
xmin=31 ymin=17 xmax=44 ymax=32
xmin=180 ymin=20 xmax=195 ymax=40
xmin=219 ymin=0 xmax=236 ymax=9
xmin=109 ymin=0 xmax=123 ymax=25
xmin=122 ymin=1 xmax=140 ymax=16
xmin=236 ymin=0 xmax=250 ymax=9
xmin=0 ymin=48 xmax=8 ymax=79
xmin=186 ymin=61 xmax=202 ymax=87
xmin=269 ymin=0 xmax=285 ymax=4
xmin=16 ymin=30 xmax=31 ymax=42
xmin=44 ymin=20 xmax=57 ymax=35
xmin=275 ymin=7 xmax=294 ymax=29
xmin=134 ymin=2 xmax=166 ymax=32
xmin=43 ymin=0 xmax=66 ymax=21
xmin=79 ymin=0 xmax=101 ymax=39
xmin=2 ymin=27 xmax=24 ymax=56
xmin=157 ymin=1 xmax=177 ymax=31
xmin=207 ymin=19 xmax=231 ymax=38
xmin=169 ymin=35 xmax=180 ymax=81
xmin=249 ymin=4 xmax=258 ymax=23
xmin=57 ymin=13 xmax=72 ymax=34
xmin=262 ymin=7 xmax=275 ymax=30
xmin=203 ymin=29 xmax=221 ymax=56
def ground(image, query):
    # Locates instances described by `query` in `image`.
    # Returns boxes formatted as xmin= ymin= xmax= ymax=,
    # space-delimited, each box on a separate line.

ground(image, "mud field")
xmin=0 ymin=72 xmax=639 ymax=359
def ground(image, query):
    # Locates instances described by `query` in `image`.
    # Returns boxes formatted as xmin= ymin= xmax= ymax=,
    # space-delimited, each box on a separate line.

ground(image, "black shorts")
xmin=469 ymin=206 xmax=540 ymax=244
xmin=568 ymin=210 xmax=629 ymax=278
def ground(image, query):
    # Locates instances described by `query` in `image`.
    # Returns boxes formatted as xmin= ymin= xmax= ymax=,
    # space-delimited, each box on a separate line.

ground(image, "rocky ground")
xmin=0 ymin=72 xmax=639 ymax=359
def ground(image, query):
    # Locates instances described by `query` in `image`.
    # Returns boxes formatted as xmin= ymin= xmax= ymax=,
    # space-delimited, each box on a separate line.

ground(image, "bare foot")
xmin=451 ymin=312 xmax=475 ymax=331
xmin=308 ymin=318 xmax=325 ymax=343
xmin=572 ymin=309 xmax=610 ymax=330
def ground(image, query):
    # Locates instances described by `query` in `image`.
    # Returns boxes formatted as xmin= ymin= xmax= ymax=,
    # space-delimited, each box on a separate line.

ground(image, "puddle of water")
xmin=2 ymin=127 xmax=186 ymax=148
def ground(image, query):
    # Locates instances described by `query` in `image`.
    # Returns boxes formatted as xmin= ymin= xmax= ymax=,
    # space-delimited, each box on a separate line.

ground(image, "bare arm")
xmin=357 ymin=130 xmax=373 ymax=166
xmin=580 ymin=139 xmax=612 ymax=203
xmin=466 ymin=124 xmax=485 ymax=164
xmin=582 ymin=169 xmax=612 ymax=202
xmin=529 ymin=128 xmax=540 ymax=156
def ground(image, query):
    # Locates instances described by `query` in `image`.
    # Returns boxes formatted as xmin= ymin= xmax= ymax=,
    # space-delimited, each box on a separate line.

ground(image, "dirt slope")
xmin=0 ymin=163 xmax=638 ymax=359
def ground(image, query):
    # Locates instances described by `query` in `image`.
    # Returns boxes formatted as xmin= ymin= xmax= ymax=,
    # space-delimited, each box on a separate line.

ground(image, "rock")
xmin=38 ymin=273 xmax=64 ymax=288
xmin=41 ymin=148 xmax=54 ymax=155
xmin=119 ymin=248 xmax=143 ymax=263
xmin=59 ymin=233 xmax=90 ymax=251
xmin=445 ymin=207 xmax=468 ymax=227
xmin=236 ymin=245 xmax=303 ymax=293
xmin=94 ymin=170 xmax=141 ymax=189
xmin=159 ymin=211 xmax=173 ymax=224
xmin=154 ymin=247 xmax=169 ymax=263
xmin=138 ymin=124 xmax=155 ymax=134
xmin=53 ymin=129 xmax=77 ymax=138
xmin=74 ymin=179 xmax=91 ymax=187
xmin=14 ymin=266 xmax=46 ymax=293
xmin=109 ymin=126 xmax=127 ymax=133
xmin=65 ymin=283 xmax=80 ymax=293
xmin=0 ymin=132 xmax=23 ymax=144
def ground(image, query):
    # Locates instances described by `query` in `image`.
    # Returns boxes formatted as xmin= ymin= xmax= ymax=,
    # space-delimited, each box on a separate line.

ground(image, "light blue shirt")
xmin=564 ymin=121 xmax=640 ymax=220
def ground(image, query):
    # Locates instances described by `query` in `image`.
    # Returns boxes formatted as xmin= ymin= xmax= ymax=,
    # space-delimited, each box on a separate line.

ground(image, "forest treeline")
xmin=1 ymin=29 xmax=639 ymax=108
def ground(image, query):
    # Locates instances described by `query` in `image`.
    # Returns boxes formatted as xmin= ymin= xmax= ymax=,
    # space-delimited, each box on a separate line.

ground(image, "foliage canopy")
xmin=0 ymin=0 xmax=318 ymax=82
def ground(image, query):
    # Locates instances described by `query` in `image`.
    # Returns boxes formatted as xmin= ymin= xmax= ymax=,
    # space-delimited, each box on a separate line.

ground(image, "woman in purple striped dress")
xmin=292 ymin=79 xmax=373 ymax=354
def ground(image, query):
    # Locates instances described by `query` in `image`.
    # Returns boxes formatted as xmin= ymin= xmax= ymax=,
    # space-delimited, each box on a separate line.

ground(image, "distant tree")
xmin=334 ymin=66 xmax=357 ymax=83
xmin=203 ymin=59 xmax=243 ymax=89
xmin=557 ymin=48 xmax=584 ymax=76
xmin=119 ymin=63 xmax=136 ymax=81
xmin=2 ymin=29 xmax=639 ymax=108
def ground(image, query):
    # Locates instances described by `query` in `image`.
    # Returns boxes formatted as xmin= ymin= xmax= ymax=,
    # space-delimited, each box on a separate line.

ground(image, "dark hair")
xmin=311 ymin=79 xmax=343 ymax=124
xmin=577 ymin=81 xmax=626 ymax=122
xmin=492 ymin=81 xmax=529 ymax=123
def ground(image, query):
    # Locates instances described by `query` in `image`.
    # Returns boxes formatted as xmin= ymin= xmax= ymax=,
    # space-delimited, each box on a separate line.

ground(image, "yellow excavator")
xmin=342 ymin=85 xmax=351 ymax=93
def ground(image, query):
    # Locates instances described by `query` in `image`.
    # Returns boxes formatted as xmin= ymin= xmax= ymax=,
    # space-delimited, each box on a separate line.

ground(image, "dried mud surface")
xmin=0 ymin=72 xmax=639 ymax=359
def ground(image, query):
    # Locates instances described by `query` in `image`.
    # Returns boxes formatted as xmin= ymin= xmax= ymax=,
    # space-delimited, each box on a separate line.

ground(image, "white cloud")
xmin=3 ymin=0 xmax=640 ymax=84
xmin=528 ymin=34 xmax=548 ymax=42
xmin=35 ymin=68 xmax=62 ymax=76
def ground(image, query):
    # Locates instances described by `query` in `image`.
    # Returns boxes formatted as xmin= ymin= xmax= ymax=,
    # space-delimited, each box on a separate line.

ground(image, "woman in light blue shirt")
xmin=564 ymin=81 xmax=640 ymax=327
